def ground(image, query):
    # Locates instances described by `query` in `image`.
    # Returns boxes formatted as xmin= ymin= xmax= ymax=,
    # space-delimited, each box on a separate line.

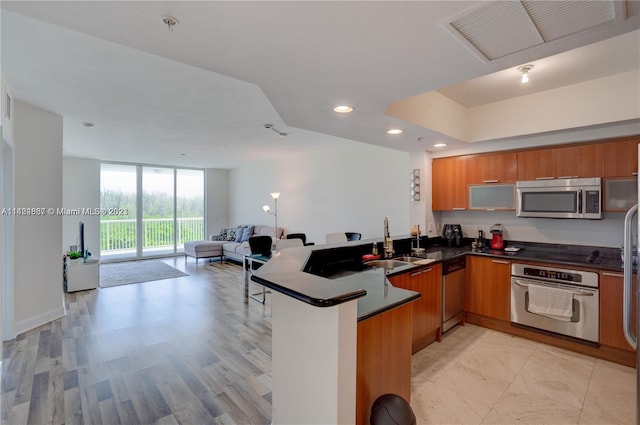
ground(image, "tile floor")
xmin=411 ymin=324 xmax=636 ymax=425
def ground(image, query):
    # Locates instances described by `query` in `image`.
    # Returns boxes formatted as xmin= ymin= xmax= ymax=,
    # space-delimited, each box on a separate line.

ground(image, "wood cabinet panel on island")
xmin=465 ymin=256 xmax=511 ymax=321
xmin=600 ymin=271 xmax=637 ymax=352
xmin=388 ymin=263 xmax=442 ymax=353
xmin=356 ymin=302 xmax=412 ymax=425
xmin=432 ymin=156 xmax=467 ymax=211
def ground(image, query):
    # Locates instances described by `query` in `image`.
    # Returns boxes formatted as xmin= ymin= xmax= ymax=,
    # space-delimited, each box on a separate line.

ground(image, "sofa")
xmin=184 ymin=225 xmax=284 ymax=264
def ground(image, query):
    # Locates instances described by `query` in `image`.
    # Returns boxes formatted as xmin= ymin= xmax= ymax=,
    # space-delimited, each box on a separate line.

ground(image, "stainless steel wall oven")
xmin=510 ymin=263 xmax=599 ymax=343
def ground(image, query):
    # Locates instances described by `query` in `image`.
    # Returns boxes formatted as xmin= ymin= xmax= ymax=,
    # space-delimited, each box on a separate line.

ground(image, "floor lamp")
xmin=262 ymin=192 xmax=280 ymax=250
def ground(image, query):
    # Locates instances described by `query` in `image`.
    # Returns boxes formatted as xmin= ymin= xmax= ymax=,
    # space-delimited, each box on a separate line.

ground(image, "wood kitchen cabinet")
xmin=555 ymin=143 xmax=602 ymax=178
xmin=602 ymin=136 xmax=639 ymax=177
xmin=432 ymin=156 xmax=468 ymax=211
xmin=467 ymin=152 xmax=517 ymax=184
xmin=389 ymin=263 xmax=443 ymax=353
xmin=465 ymin=256 xmax=511 ymax=321
xmin=517 ymin=148 xmax=556 ymax=181
xmin=600 ymin=271 xmax=637 ymax=352
xmin=517 ymin=143 xmax=602 ymax=180
xmin=356 ymin=301 xmax=412 ymax=425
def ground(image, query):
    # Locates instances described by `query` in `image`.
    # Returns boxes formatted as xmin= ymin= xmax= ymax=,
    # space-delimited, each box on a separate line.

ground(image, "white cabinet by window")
xmin=469 ymin=184 xmax=515 ymax=210
xmin=65 ymin=257 xmax=99 ymax=292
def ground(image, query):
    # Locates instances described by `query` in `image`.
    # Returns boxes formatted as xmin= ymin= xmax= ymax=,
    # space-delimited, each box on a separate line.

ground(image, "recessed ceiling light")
xmin=434 ymin=143 xmax=448 ymax=148
xmin=387 ymin=129 xmax=403 ymax=135
xmin=517 ymin=64 xmax=533 ymax=84
xmin=333 ymin=105 xmax=354 ymax=113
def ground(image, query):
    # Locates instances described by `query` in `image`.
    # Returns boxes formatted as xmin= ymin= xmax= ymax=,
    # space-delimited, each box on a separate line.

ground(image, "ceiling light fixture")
xmin=387 ymin=129 xmax=403 ymax=135
xmin=333 ymin=105 xmax=354 ymax=113
xmin=434 ymin=143 xmax=448 ymax=148
xmin=82 ymin=122 xmax=94 ymax=129
xmin=518 ymin=64 xmax=533 ymax=83
xmin=162 ymin=16 xmax=179 ymax=32
xmin=264 ymin=123 xmax=288 ymax=137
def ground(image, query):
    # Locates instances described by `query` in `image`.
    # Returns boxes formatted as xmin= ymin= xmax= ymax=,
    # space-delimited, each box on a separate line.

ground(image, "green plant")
xmin=68 ymin=250 xmax=81 ymax=259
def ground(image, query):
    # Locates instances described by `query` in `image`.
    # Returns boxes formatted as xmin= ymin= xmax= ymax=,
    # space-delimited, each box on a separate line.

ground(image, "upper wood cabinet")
xmin=517 ymin=144 xmax=602 ymax=180
xmin=555 ymin=144 xmax=602 ymax=178
xmin=602 ymin=136 xmax=639 ymax=178
xmin=432 ymin=156 xmax=468 ymax=211
xmin=467 ymin=152 xmax=517 ymax=184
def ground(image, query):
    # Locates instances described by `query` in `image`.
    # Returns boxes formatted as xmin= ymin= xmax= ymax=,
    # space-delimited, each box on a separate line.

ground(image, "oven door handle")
xmin=512 ymin=280 xmax=594 ymax=296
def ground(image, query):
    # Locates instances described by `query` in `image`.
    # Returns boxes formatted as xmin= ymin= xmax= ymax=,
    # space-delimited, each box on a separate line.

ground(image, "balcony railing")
xmin=101 ymin=217 xmax=204 ymax=253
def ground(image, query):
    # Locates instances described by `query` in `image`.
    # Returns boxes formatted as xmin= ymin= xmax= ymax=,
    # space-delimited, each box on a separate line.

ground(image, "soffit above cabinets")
xmin=447 ymin=0 xmax=621 ymax=62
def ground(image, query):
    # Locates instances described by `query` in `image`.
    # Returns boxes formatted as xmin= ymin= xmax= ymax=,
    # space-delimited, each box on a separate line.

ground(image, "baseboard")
xmin=13 ymin=306 xmax=65 ymax=338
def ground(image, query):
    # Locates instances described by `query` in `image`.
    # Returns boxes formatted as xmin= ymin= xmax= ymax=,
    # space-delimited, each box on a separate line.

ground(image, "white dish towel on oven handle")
xmin=527 ymin=284 xmax=574 ymax=321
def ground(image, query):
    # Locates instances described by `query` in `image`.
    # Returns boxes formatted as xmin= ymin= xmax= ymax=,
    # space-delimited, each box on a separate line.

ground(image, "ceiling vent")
xmin=447 ymin=0 xmax=618 ymax=61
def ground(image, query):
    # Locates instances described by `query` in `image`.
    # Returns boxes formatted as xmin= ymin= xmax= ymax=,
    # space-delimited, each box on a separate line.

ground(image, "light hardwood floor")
xmin=2 ymin=258 xmax=273 ymax=425
xmin=2 ymin=257 xmax=636 ymax=424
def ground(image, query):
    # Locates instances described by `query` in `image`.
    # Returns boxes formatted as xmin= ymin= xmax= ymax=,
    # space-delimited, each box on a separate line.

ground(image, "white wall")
xmin=470 ymin=70 xmax=640 ymax=143
xmin=62 ymin=157 xmax=100 ymax=256
xmin=205 ymin=168 xmax=229 ymax=238
xmin=229 ymin=140 xmax=411 ymax=244
xmin=1 ymin=73 xmax=14 ymax=341
xmin=13 ymin=99 xmax=64 ymax=336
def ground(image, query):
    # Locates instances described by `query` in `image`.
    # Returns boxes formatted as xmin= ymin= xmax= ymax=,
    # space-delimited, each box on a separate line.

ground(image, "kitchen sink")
xmin=393 ymin=256 xmax=423 ymax=263
xmin=364 ymin=259 xmax=411 ymax=270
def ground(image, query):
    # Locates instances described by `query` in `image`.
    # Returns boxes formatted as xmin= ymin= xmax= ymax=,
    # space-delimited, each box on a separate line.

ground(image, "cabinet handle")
xmin=421 ymin=268 xmax=433 ymax=274
xmin=486 ymin=208 xmax=496 ymax=211
xmin=410 ymin=271 xmax=422 ymax=277
xmin=491 ymin=260 xmax=509 ymax=264
xmin=602 ymin=272 xmax=624 ymax=278
xmin=535 ymin=177 xmax=555 ymax=180
xmin=633 ymin=172 xmax=638 ymax=176
xmin=452 ymin=207 xmax=466 ymax=211
xmin=483 ymin=179 xmax=499 ymax=183
xmin=558 ymin=176 xmax=579 ymax=179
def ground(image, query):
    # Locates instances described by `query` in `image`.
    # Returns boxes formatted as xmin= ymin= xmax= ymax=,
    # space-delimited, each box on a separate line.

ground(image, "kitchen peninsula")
xmin=253 ymin=234 xmax=637 ymax=424
xmin=251 ymin=238 xmax=421 ymax=425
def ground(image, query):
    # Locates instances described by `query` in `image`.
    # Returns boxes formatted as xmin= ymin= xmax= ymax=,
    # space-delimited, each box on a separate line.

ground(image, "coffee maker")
xmin=442 ymin=224 xmax=463 ymax=247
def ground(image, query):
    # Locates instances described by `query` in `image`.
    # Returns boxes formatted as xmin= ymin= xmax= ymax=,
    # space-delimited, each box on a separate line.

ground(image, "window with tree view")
xmin=100 ymin=163 xmax=204 ymax=259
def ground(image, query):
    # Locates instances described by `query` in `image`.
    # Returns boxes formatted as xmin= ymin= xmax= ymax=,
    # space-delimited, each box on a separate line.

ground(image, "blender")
xmin=490 ymin=224 xmax=505 ymax=250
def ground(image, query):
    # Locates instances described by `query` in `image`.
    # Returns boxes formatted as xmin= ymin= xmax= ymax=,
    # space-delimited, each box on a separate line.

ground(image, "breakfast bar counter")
xmin=251 ymin=239 xmax=420 ymax=425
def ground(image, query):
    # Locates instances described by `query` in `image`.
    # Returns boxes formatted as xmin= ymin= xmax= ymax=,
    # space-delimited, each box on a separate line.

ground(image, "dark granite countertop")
xmin=466 ymin=240 xmax=630 ymax=273
xmin=252 ymin=235 xmax=632 ymax=322
xmin=250 ymin=239 xmax=421 ymax=321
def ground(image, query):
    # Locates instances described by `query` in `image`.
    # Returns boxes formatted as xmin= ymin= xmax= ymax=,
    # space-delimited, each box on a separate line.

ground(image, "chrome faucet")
xmin=384 ymin=217 xmax=395 ymax=258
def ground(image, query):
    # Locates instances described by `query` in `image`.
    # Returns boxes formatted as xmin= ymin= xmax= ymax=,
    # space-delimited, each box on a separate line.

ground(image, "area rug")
xmin=100 ymin=260 xmax=189 ymax=288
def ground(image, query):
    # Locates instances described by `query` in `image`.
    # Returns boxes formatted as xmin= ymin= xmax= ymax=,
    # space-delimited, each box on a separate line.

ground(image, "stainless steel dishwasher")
xmin=442 ymin=256 xmax=466 ymax=333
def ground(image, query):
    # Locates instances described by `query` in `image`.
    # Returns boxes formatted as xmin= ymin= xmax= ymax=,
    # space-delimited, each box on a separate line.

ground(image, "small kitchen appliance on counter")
xmin=490 ymin=223 xmax=505 ymax=250
xmin=442 ymin=224 xmax=463 ymax=247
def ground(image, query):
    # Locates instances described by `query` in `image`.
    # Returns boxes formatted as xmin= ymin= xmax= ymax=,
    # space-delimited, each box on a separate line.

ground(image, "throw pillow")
xmin=234 ymin=226 xmax=245 ymax=242
xmin=217 ymin=228 xmax=228 ymax=241
xmin=226 ymin=228 xmax=238 ymax=241
xmin=240 ymin=225 xmax=254 ymax=242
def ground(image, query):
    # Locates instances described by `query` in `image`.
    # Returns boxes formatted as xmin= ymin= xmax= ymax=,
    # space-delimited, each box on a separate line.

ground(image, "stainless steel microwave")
xmin=516 ymin=178 xmax=602 ymax=219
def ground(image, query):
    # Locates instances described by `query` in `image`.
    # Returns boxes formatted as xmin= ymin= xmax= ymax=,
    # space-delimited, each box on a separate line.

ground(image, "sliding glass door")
xmin=176 ymin=169 xmax=205 ymax=250
xmin=100 ymin=164 xmax=204 ymax=260
xmin=100 ymin=164 xmax=138 ymax=259
xmin=142 ymin=166 xmax=175 ymax=256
